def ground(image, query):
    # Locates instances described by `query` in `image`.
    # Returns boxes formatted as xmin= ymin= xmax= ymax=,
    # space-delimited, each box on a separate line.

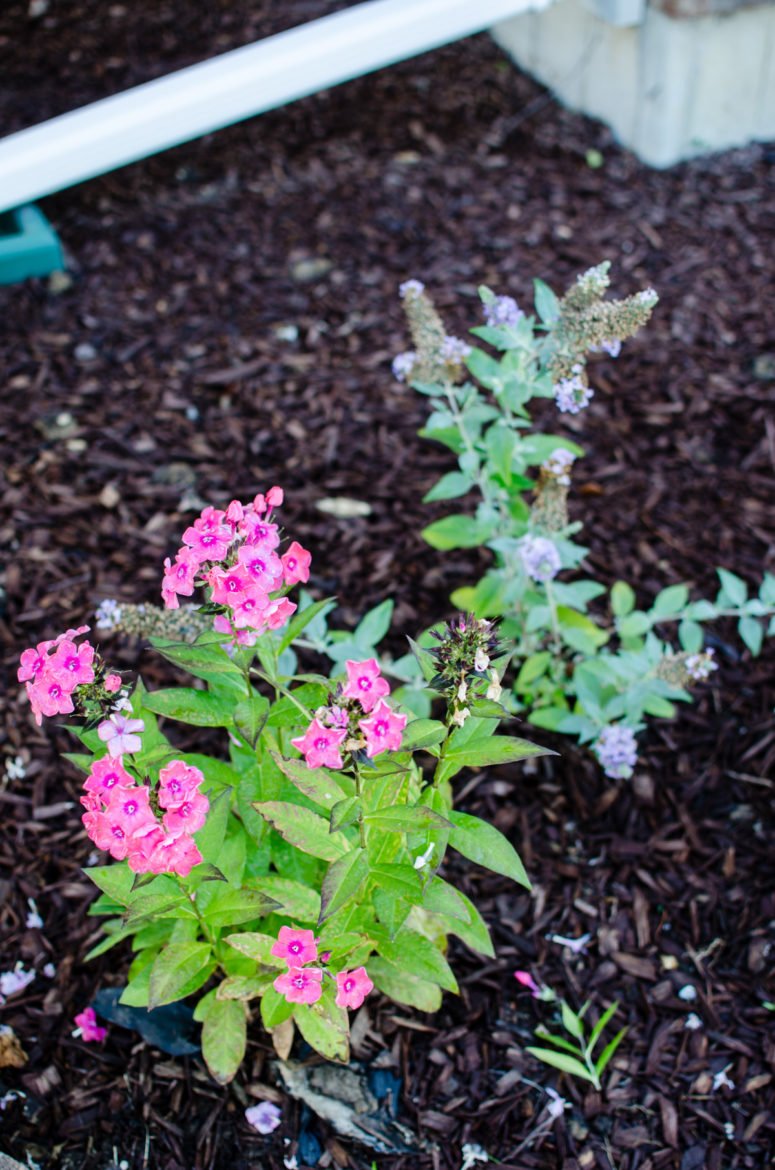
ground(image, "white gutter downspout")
xmin=0 ymin=0 xmax=552 ymax=215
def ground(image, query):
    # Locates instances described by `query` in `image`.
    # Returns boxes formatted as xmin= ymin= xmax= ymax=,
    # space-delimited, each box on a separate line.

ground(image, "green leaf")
xmin=533 ymin=278 xmax=559 ymax=324
xmin=142 ymin=687 xmax=234 ymax=727
xmin=738 ymin=616 xmax=763 ymax=656
xmin=435 ymin=733 xmax=552 ymax=786
xmin=85 ymin=864 xmax=136 ymax=906
xmin=422 ymin=514 xmax=495 ymax=551
xmin=148 ymin=942 xmax=215 ymax=1009
xmin=320 ymin=849 xmax=370 ymax=922
xmin=400 ymin=719 xmax=448 ymax=752
xmin=354 ymin=599 xmax=394 ymax=648
xmin=367 ymin=957 xmax=443 ymax=1012
xmin=252 ymin=876 xmax=321 ymax=922
xmin=448 ymin=811 xmax=531 ymax=888
xmin=149 ymin=637 xmax=246 ymax=687
xmin=617 ymin=611 xmax=651 ymax=640
xmin=561 ymin=1001 xmax=584 ymax=1040
xmin=678 ymin=619 xmax=704 ymax=653
xmin=277 ymin=596 xmax=337 ymax=654
xmin=526 ymin=1047 xmax=595 ymax=1082
xmin=364 ymin=806 xmax=452 ymax=834
xmin=368 ymin=864 xmax=423 ymax=900
xmin=379 ymin=930 xmax=458 ymax=992
xmin=260 ymin=985 xmax=294 ymax=1029
xmin=423 ymin=879 xmax=494 ymax=958
xmin=651 ymin=584 xmax=690 ymax=619
xmin=610 ymin=581 xmax=636 ymax=617
xmin=254 ymin=801 xmax=351 ymax=862
xmin=224 ymin=931 xmax=282 ymax=965
xmin=528 ymin=705 xmax=570 ymax=731
xmin=272 ymin=753 xmax=348 ymax=811
xmin=293 ymin=999 xmax=349 ymax=1063
xmin=595 ymin=1027 xmax=627 ymax=1076
xmin=233 ymin=693 xmax=270 ymax=748
xmin=329 ymin=796 xmax=362 ymax=833
xmin=200 ymin=997 xmax=247 ymax=1084
xmin=717 ymin=568 xmax=747 ymax=606
xmin=196 ymin=886 xmax=278 ymax=930
xmin=557 ymin=607 xmax=609 ymax=655
xmin=516 ymin=651 xmax=552 ymax=689
xmin=588 ymin=1000 xmax=619 ymax=1052
xmin=423 ymin=472 xmax=473 ymax=503
xmin=194 ymin=788 xmax=232 ymax=867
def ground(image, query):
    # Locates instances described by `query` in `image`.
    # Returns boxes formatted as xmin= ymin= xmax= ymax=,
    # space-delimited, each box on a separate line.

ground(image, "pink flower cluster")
xmin=18 ymin=626 xmax=96 ymax=726
xmin=270 ymin=926 xmax=373 ymax=1009
xmin=80 ymin=757 xmax=209 ymax=878
xmin=291 ymin=659 xmax=407 ymax=769
xmin=161 ymin=489 xmax=311 ymax=648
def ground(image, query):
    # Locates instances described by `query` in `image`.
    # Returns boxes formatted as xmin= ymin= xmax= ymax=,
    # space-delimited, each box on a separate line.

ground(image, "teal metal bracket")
xmin=0 ymin=204 xmax=64 ymax=285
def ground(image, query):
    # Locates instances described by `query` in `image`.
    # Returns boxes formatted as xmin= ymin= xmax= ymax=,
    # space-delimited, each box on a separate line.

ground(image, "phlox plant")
xmin=18 ymin=489 xmax=549 ymax=1083
xmin=391 ymin=269 xmax=775 ymax=779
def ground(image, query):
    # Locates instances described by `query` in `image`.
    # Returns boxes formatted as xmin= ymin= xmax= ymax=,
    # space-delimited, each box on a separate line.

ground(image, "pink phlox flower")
xmin=162 ymin=790 xmax=209 ymax=837
xmin=80 ymin=791 xmax=101 ymax=813
xmin=236 ymin=545 xmax=283 ymax=590
xmin=193 ymin=505 xmax=228 ymax=534
xmin=27 ymin=677 xmax=75 ymax=722
xmin=251 ymin=493 xmax=267 ymax=516
xmin=97 ymin=712 xmax=144 ymax=757
xmin=85 ymin=809 xmax=131 ymax=859
xmin=17 ymin=644 xmax=51 ymax=683
xmin=265 ymin=485 xmax=284 ymax=511
xmin=105 ymin=784 xmax=157 ymax=832
xmin=514 ymin=969 xmax=539 ymax=994
xmin=208 ymin=566 xmax=251 ymax=607
xmin=180 ymin=525 xmax=232 ymax=563
xmin=225 ymin=499 xmax=245 ymax=527
xmin=263 ymin=596 xmax=296 ymax=631
xmin=281 ymin=541 xmax=311 ymax=586
xmin=162 ymin=550 xmax=198 ymax=598
xmin=228 ymin=590 xmax=268 ymax=630
xmin=245 ymin=1100 xmax=282 ymax=1135
xmin=358 ymin=699 xmax=407 ymax=758
xmin=342 ymin=659 xmax=390 ymax=712
xmin=104 ymin=673 xmax=123 ymax=693
xmin=0 ymin=963 xmax=35 ymax=1003
xmin=128 ymin=829 xmax=202 ymax=877
xmin=84 ymin=755 xmax=135 ymax=799
xmin=335 ymin=967 xmax=374 ymax=1010
xmin=270 ymin=926 xmax=318 ymax=967
xmin=291 ymin=719 xmax=348 ymax=770
xmin=158 ymin=760 xmax=205 ymax=809
xmin=49 ymin=638 xmax=95 ymax=688
xmin=273 ymin=966 xmax=323 ymax=1005
xmin=241 ymin=515 xmax=280 ymax=549
xmin=73 ymin=1006 xmax=107 ymax=1043
xmin=55 ymin=625 xmax=90 ymax=644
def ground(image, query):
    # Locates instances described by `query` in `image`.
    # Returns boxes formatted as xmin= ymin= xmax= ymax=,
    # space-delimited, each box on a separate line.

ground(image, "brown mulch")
xmin=1 ymin=2 xmax=774 ymax=1169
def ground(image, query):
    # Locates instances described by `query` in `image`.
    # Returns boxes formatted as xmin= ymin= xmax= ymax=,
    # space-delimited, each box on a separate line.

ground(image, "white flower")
xmin=451 ymin=707 xmax=470 ymax=727
xmin=25 ymin=899 xmax=43 ymax=929
xmin=4 ymin=755 xmax=26 ymax=781
xmin=545 ymin=1087 xmax=570 ymax=1119
xmin=712 ymin=1066 xmax=734 ymax=1092
xmin=547 ymin=932 xmax=592 ymax=955
xmin=413 ymin=844 xmax=435 ymax=871
xmin=461 ymin=1143 xmax=489 ymax=1170
xmin=474 ymin=647 xmax=490 ymax=673
xmin=485 ymin=670 xmax=502 ymax=702
xmin=684 ymin=1012 xmax=702 ymax=1031
xmin=678 ymin=984 xmax=698 ymax=1002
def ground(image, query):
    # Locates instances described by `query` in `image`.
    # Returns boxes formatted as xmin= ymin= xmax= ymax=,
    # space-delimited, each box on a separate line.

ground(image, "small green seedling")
xmin=527 ymin=999 xmax=626 ymax=1091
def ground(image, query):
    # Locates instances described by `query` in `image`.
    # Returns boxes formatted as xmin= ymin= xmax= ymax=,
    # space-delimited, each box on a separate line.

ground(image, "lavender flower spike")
xmin=518 ymin=535 xmax=561 ymax=583
xmin=593 ymin=724 xmax=638 ymax=779
xmin=484 ymin=295 xmax=523 ymax=329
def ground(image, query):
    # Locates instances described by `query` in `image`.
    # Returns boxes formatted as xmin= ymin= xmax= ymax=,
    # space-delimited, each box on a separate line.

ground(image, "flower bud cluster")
xmin=656 ymin=648 xmax=718 ymax=687
xmin=80 ymin=755 xmax=209 ymax=878
xmin=96 ymin=599 xmax=212 ymax=642
xmin=553 ymin=371 xmax=594 ymax=415
xmin=532 ymin=451 xmax=575 ymax=533
xmin=270 ymin=926 xmax=373 ymax=1009
xmin=518 ymin=534 xmax=562 ymax=582
xmin=17 ymin=627 xmax=122 ymax=727
xmin=161 ymin=489 xmax=311 ymax=648
xmin=291 ymin=659 xmax=407 ymax=768
xmin=483 ymin=294 xmax=523 ymax=330
xmin=427 ymin=615 xmax=503 ymax=726
xmin=394 ymin=280 xmax=470 ymax=385
xmin=593 ymin=723 xmax=638 ymax=780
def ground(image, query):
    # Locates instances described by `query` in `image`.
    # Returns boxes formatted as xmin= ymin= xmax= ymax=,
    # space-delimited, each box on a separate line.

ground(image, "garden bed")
xmin=0 ymin=2 xmax=773 ymax=1168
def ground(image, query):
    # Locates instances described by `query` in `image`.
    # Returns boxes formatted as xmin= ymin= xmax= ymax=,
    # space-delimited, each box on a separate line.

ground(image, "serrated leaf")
xmin=448 ymin=810 xmax=531 ymax=888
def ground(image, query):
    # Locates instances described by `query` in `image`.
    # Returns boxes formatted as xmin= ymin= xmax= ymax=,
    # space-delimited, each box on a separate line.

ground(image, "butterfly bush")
xmin=392 ymin=264 xmax=775 ymax=780
xmin=17 ymin=489 xmax=547 ymax=1081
